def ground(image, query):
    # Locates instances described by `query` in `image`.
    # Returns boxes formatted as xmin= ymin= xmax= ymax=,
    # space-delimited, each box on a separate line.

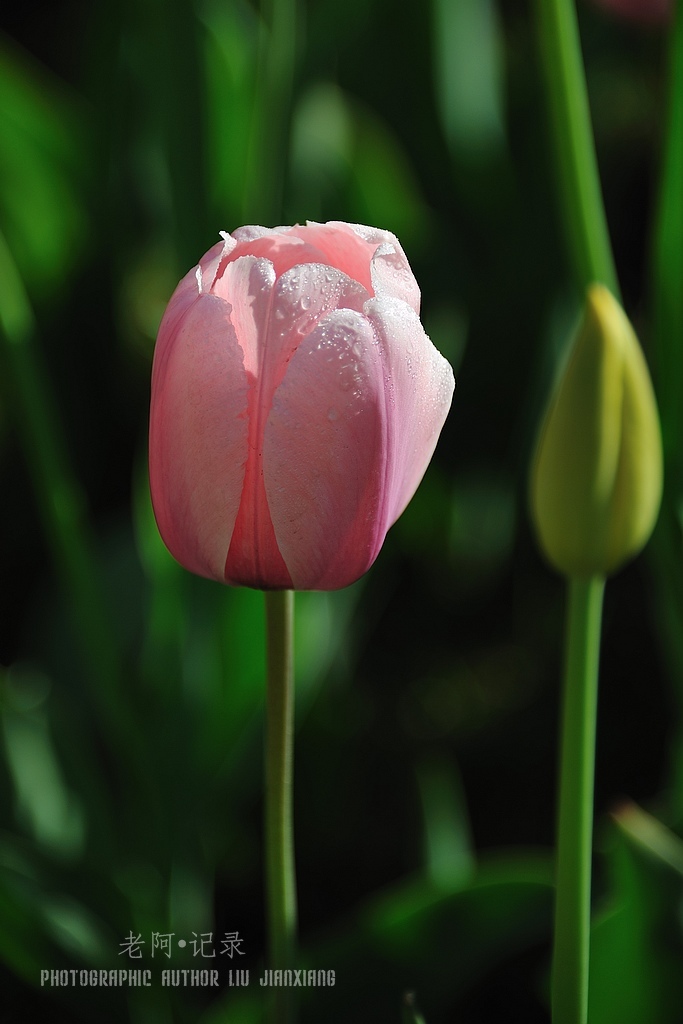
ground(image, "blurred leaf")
xmin=197 ymin=853 xmax=552 ymax=1023
xmin=0 ymin=842 xmax=55 ymax=981
xmin=0 ymin=33 xmax=87 ymax=299
xmin=416 ymin=757 xmax=474 ymax=888
xmin=432 ymin=0 xmax=506 ymax=161
xmin=312 ymin=852 xmax=553 ymax=1021
xmin=1 ymin=667 xmax=84 ymax=858
xmin=199 ymin=0 xmax=259 ymax=227
xmin=295 ymin=586 xmax=362 ymax=705
xmin=168 ymin=861 xmax=214 ymax=944
xmin=290 ymin=82 xmax=353 ymax=219
xmin=289 ymin=81 xmax=434 ymax=248
xmin=612 ymin=800 xmax=683 ymax=876
xmin=402 ymin=990 xmax=427 ymax=1024
xmin=347 ymin=103 xmax=434 ymax=251
xmin=41 ymin=895 xmax=109 ymax=963
xmin=589 ymin=804 xmax=683 ymax=1024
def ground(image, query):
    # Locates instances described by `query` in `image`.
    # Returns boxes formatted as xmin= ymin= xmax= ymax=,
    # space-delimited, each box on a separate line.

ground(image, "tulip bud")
xmin=530 ymin=285 xmax=662 ymax=578
xmin=149 ymin=222 xmax=455 ymax=591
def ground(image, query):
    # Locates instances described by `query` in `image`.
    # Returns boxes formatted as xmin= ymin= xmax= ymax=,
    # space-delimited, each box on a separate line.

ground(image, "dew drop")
xmin=327 ymin=407 xmax=339 ymax=422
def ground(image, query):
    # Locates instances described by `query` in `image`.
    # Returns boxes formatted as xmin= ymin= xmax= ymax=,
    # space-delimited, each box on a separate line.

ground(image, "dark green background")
xmin=0 ymin=0 xmax=681 ymax=1021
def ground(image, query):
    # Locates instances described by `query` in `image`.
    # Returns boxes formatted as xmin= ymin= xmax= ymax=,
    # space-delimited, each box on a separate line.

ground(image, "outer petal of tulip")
xmin=264 ymin=297 xmax=454 ymax=590
xmin=365 ymin=295 xmax=456 ymax=525
xmin=294 ymin=221 xmax=422 ymax=314
xmin=149 ymin=291 xmax=249 ymax=581
xmin=226 ymin=262 xmax=370 ymax=589
xmin=263 ymin=308 xmax=387 ymax=590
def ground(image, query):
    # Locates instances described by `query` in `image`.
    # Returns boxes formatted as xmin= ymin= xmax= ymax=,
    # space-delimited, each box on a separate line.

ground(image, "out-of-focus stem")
xmin=535 ymin=0 xmax=619 ymax=296
xmin=652 ymin=2 xmax=683 ymax=474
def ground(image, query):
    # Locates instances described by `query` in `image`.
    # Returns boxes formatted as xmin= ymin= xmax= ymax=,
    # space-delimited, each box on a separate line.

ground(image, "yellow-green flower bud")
xmin=530 ymin=285 xmax=662 ymax=578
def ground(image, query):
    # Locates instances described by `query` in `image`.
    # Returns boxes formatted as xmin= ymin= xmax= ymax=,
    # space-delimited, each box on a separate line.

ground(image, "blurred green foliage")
xmin=0 ymin=0 xmax=682 ymax=1021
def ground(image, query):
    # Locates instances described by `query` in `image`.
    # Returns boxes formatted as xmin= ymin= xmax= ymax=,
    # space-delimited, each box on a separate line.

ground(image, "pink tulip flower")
xmin=149 ymin=222 xmax=455 ymax=591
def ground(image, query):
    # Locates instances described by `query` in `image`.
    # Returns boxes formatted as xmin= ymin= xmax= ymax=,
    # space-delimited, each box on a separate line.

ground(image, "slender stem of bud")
xmin=264 ymin=589 xmax=298 ymax=1024
xmin=552 ymin=575 xmax=604 ymax=1024
xmin=535 ymin=0 xmax=619 ymax=297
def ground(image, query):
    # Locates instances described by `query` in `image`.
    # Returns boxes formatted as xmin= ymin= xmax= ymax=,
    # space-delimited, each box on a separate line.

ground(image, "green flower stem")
xmin=0 ymin=228 xmax=130 ymax=751
xmin=535 ymin=0 xmax=619 ymax=296
xmin=264 ymin=589 xmax=298 ymax=1024
xmin=552 ymin=575 xmax=605 ymax=1024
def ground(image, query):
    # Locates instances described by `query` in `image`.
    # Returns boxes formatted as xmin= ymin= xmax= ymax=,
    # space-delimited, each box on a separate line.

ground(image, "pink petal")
xmin=223 ymin=448 xmax=294 ymax=589
xmin=263 ymin=308 xmax=388 ymax=590
xmin=337 ymin=224 xmax=421 ymax=312
xmin=263 ymin=258 xmax=370 ymax=368
xmin=216 ymin=256 xmax=368 ymax=414
xmin=215 ymin=255 xmax=291 ymax=589
xmin=224 ymin=262 xmax=370 ymax=589
xmin=155 ymin=235 xmax=239 ymax=346
xmin=289 ymin=222 xmax=377 ymax=293
xmin=221 ymin=230 xmax=331 ymax=280
xmin=369 ymin=241 xmax=421 ymax=314
xmin=294 ymin=221 xmax=421 ymax=312
xmin=200 ymin=233 xmax=237 ymax=291
xmin=365 ymin=295 xmax=455 ymax=525
xmin=231 ymin=225 xmax=292 ymax=243
xmin=149 ymin=292 xmax=249 ymax=582
xmin=211 ymin=256 xmax=277 ymax=378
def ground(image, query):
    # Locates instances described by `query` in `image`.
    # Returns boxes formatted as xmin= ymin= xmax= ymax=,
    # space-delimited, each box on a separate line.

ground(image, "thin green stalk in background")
xmin=264 ymin=589 xmax=297 ymax=1024
xmin=0 ymin=228 xmax=131 ymax=756
xmin=552 ymin=576 xmax=604 ymax=1024
xmin=652 ymin=0 xmax=683 ymax=468
xmin=534 ymin=0 xmax=619 ymax=297
xmin=534 ymin=2 xmax=619 ymax=1022
xmin=649 ymin=3 xmax=683 ymax=819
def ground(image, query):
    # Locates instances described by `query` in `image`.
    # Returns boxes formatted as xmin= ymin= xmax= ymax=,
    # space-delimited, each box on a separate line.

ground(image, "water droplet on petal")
xmin=327 ymin=407 xmax=339 ymax=421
